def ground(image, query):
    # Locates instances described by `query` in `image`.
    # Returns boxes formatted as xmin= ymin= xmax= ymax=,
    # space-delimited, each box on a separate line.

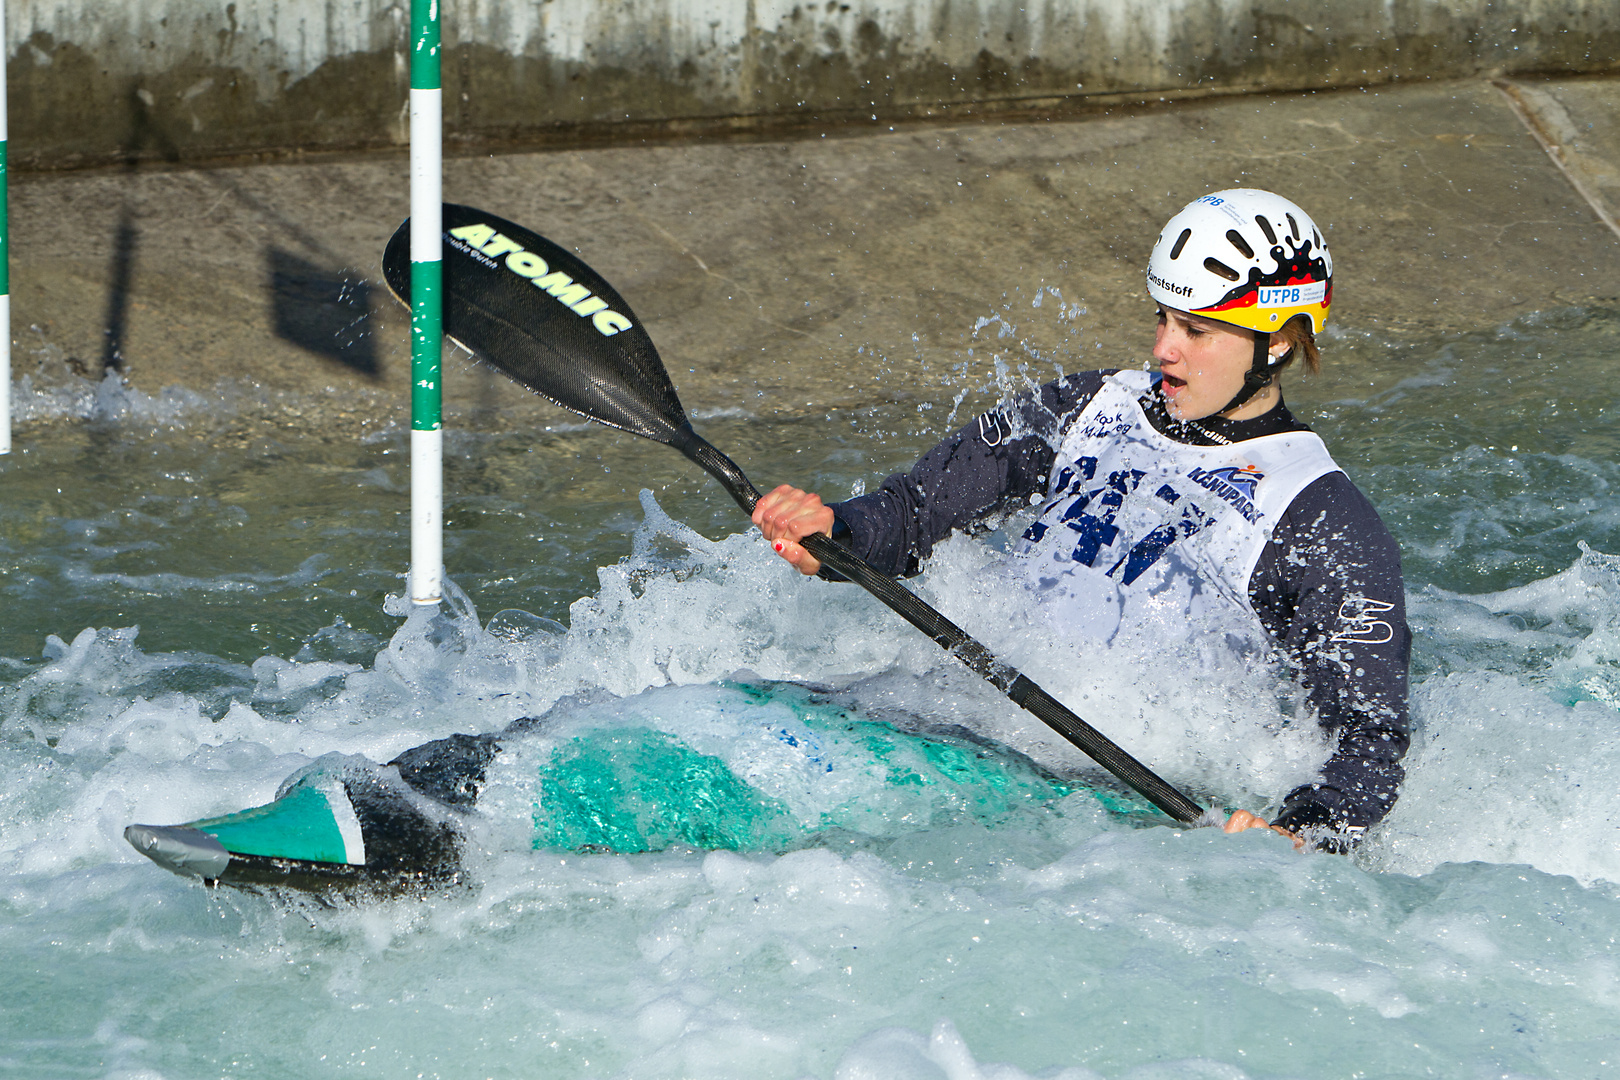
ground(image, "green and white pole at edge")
xmin=408 ymin=0 xmax=442 ymax=604
xmin=0 ymin=1 xmax=11 ymax=457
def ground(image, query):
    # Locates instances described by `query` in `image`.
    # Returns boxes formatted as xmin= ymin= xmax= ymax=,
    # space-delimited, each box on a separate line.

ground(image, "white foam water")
xmin=4 ymin=501 xmax=1620 ymax=1078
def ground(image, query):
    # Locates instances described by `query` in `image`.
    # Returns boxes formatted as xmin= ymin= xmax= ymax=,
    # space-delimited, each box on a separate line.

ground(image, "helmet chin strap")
xmin=1215 ymin=330 xmax=1288 ymax=416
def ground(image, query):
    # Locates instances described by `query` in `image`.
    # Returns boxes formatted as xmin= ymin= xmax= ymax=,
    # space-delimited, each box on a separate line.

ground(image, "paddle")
xmin=382 ymin=204 xmax=1207 ymax=825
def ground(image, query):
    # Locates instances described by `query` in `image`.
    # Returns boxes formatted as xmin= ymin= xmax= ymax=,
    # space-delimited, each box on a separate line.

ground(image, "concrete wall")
xmin=11 ymin=0 xmax=1620 ymax=170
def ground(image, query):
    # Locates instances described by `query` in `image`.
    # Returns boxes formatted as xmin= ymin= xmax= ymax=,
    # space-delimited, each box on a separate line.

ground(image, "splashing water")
xmin=3 ymin=308 xmax=1620 ymax=1077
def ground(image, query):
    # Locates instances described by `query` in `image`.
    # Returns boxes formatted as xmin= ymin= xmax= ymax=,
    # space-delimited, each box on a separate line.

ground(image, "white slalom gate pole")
xmin=408 ymin=0 xmax=442 ymax=604
xmin=1 ymin=0 xmax=11 ymax=457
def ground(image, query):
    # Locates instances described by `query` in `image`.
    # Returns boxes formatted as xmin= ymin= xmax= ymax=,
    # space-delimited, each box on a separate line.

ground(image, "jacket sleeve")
xmin=826 ymin=372 xmax=1109 ymax=577
xmin=1251 ymin=472 xmax=1412 ymax=847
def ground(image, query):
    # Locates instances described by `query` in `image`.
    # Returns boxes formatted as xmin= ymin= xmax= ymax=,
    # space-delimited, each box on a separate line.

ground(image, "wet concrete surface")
xmin=9 ymin=75 xmax=1620 ymax=438
xmin=1496 ymin=74 xmax=1620 ymax=241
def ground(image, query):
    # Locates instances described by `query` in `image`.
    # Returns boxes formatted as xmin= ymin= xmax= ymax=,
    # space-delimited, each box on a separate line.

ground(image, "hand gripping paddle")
xmin=382 ymin=204 xmax=1207 ymax=825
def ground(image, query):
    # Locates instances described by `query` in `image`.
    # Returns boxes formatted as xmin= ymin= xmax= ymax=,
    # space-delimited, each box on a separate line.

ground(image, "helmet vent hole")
xmin=1255 ymin=216 xmax=1277 ymax=246
xmin=1286 ymin=213 xmax=1299 ymax=241
xmin=1203 ymin=257 xmax=1241 ymax=282
xmin=1225 ymin=230 xmax=1254 ymax=260
xmin=1312 ymin=227 xmax=1322 ymax=249
xmin=1170 ymin=228 xmax=1192 ymax=260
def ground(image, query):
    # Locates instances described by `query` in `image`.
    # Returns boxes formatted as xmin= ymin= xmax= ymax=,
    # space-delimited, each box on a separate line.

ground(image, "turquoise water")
xmin=3 ymin=306 xmax=1620 ymax=1078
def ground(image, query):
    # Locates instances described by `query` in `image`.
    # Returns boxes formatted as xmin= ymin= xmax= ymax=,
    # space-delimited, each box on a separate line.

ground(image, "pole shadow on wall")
xmin=266 ymin=250 xmax=380 ymax=376
xmin=102 ymin=84 xmax=182 ymax=377
xmin=100 ymin=213 xmax=136 ymax=375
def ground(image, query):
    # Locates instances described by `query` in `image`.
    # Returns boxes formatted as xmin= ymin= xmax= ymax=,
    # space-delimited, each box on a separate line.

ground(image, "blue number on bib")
xmin=1108 ymin=485 xmax=1213 ymax=585
xmin=1026 ymin=467 xmax=1215 ymax=583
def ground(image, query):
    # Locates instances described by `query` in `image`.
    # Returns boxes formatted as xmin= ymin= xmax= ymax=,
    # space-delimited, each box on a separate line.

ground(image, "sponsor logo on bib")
xmin=1187 ymin=465 xmax=1264 ymax=523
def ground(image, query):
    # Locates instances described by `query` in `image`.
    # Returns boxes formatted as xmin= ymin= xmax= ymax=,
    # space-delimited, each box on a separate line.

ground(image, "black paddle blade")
xmin=383 ymin=204 xmax=690 ymax=444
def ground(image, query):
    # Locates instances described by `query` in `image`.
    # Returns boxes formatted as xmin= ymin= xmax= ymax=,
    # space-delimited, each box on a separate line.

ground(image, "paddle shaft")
xmin=674 ymin=425 xmax=1207 ymax=825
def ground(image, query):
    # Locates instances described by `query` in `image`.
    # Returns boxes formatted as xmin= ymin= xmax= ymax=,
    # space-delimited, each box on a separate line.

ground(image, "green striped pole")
xmin=0 ymin=0 xmax=10 ymax=456
xmin=408 ymin=0 xmax=442 ymax=603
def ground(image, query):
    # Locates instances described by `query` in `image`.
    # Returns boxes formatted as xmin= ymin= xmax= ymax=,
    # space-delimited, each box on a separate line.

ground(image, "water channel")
xmin=3 ymin=301 xmax=1619 ymax=1078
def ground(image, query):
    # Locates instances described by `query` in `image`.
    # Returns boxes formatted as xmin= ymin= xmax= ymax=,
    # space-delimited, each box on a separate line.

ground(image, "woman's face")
xmin=1153 ymin=307 xmax=1260 ymax=421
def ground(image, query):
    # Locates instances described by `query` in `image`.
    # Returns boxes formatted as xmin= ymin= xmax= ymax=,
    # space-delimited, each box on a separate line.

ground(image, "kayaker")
xmin=753 ymin=189 xmax=1410 ymax=852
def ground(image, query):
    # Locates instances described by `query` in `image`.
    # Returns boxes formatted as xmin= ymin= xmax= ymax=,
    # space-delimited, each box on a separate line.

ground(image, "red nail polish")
xmin=774 ymin=542 xmax=784 ymax=552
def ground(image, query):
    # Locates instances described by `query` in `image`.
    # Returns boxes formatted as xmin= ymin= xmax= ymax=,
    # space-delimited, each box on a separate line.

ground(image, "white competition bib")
xmin=1013 ymin=370 xmax=1340 ymax=645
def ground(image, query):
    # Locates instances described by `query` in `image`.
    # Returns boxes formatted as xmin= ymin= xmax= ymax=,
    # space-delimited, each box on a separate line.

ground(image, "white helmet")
xmin=1146 ymin=189 xmax=1333 ymax=336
